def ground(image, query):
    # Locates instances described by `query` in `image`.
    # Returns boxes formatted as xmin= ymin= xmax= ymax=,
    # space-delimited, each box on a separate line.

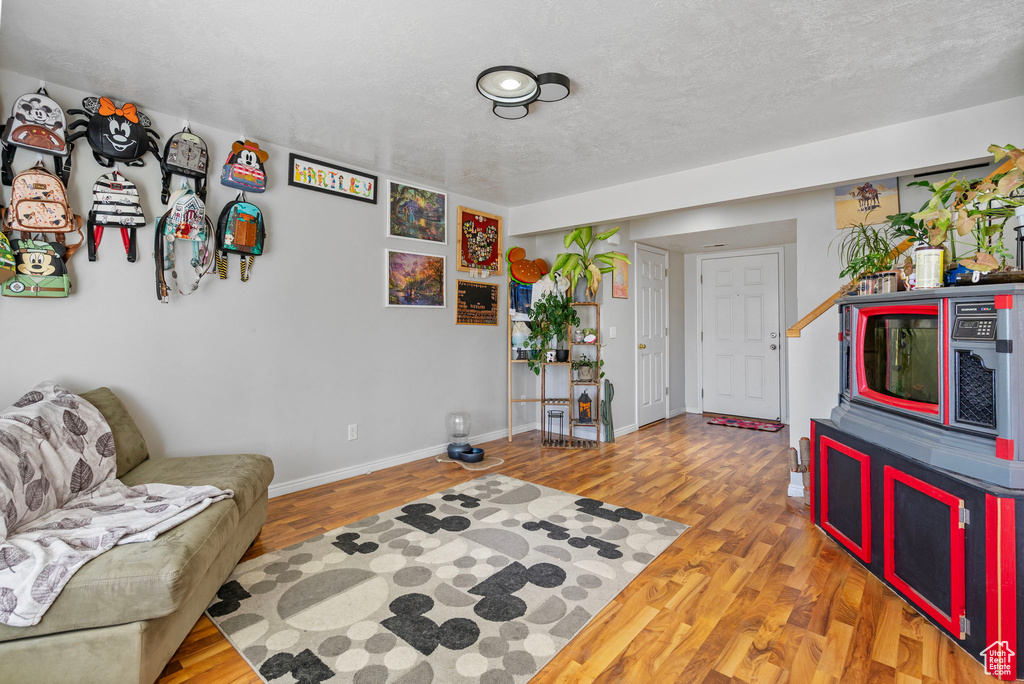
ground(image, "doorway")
xmin=636 ymin=244 xmax=669 ymax=427
xmin=698 ymin=249 xmax=784 ymax=421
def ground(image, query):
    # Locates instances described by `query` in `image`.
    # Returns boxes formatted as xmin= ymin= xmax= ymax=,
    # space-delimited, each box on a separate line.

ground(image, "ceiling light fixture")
xmin=477 ymin=65 xmax=570 ymax=120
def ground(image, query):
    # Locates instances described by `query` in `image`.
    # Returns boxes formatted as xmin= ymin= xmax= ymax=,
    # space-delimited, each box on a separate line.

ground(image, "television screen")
xmin=862 ymin=313 xmax=939 ymax=406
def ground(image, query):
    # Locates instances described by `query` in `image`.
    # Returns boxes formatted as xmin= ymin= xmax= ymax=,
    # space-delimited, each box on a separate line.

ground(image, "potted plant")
xmin=830 ymin=215 xmax=900 ymax=291
xmin=549 ymin=225 xmax=631 ymax=301
xmin=525 ymin=292 xmax=580 ymax=374
xmin=571 ymin=354 xmax=604 ymax=382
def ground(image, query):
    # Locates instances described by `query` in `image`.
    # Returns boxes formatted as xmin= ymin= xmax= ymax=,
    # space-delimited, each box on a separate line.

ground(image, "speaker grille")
xmin=955 ymin=350 xmax=996 ymax=428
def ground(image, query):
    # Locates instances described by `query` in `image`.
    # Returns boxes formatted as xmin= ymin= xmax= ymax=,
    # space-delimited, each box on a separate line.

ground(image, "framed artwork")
xmin=386 ymin=249 xmax=446 ymax=308
xmin=834 ymin=177 xmax=900 ymax=230
xmin=455 ymin=280 xmax=500 ymax=325
xmin=288 ymin=153 xmax=377 ymax=203
xmin=456 ymin=206 xmax=503 ymax=275
xmin=612 ymin=258 xmax=629 ymax=298
xmin=388 ymin=181 xmax=447 ymax=243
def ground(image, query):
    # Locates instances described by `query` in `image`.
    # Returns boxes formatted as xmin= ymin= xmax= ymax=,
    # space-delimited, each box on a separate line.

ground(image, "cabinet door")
xmin=884 ymin=465 xmax=967 ymax=637
xmin=819 ymin=436 xmax=871 ymax=563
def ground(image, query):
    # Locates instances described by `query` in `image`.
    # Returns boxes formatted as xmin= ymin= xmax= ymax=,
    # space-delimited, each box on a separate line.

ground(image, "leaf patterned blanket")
xmin=0 ymin=382 xmax=232 ymax=627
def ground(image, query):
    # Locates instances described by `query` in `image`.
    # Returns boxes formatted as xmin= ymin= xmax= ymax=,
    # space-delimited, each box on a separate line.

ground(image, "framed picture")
xmin=612 ymin=258 xmax=629 ymax=298
xmin=456 ymin=206 xmax=503 ymax=275
xmin=834 ymin=177 xmax=900 ymax=230
xmin=288 ymin=153 xmax=377 ymax=203
xmin=388 ymin=181 xmax=447 ymax=244
xmin=455 ymin=280 xmax=500 ymax=325
xmin=386 ymin=249 xmax=446 ymax=307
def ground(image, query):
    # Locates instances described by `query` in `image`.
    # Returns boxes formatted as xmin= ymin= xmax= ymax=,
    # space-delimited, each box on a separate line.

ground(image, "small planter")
xmin=555 ymin=349 xmax=569 ymax=362
xmin=576 ymin=365 xmax=596 ymax=382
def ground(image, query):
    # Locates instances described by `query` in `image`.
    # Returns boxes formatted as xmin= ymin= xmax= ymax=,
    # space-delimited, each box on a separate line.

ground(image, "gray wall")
xmin=0 ymin=69 xmax=526 ymax=494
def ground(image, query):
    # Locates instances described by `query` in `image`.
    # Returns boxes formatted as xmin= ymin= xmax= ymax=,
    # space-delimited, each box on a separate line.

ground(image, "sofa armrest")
xmin=80 ymin=388 xmax=150 ymax=478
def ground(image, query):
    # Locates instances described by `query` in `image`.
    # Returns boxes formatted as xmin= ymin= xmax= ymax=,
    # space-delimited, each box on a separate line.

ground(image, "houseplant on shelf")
xmin=525 ymin=292 xmax=580 ymax=374
xmin=549 ymin=225 xmax=631 ymax=302
xmin=571 ymin=354 xmax=604 ymax=382
xmin=830 ymin=214 xmax=900 ymax=289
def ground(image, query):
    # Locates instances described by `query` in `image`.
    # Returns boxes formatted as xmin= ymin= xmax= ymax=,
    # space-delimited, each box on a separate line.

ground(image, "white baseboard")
xmin=614 ymin=423 xmax=637 ymax=438
xmin=668 ymin=407 xmax=687 ymax=418
xmin=685 ymin=405 xmax=700 ymax=414
xmin=787 ymin=482 xmax=805 ymax=498
xmin=268 ymin=421 xmax=539 ymax=498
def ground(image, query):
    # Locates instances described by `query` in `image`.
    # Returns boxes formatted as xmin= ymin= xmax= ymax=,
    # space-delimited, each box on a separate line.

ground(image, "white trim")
xmin=669 ymin=406 xmax=688 ymax=418
xmin=695 ymin=246 xmax=788 ymax=422
xmin=614 ymin=422 xmax=637 ymax=438
xmin=633 ymin=242 xmax=671 ymax=430
xmin=268 ymin=422 xmax=537 ymax=498
xmin=685 ymin=404 xmax=700 ymax=414
xmin=787 ymin=482 xmax=806 ymax=498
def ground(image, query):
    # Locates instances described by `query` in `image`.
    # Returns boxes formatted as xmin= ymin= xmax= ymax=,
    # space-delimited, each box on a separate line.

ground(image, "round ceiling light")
xmin=476 ymin=66 xmax=539 ymax=106
xmin=492 ymin=103 xmax=530 ymax=120
xmin=537 ymin=72 xmax=570 ymax=102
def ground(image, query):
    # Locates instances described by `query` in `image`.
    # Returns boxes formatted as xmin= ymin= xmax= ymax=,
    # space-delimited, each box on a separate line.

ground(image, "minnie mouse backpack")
xmin=87 ymin=171 xmax=146 ymax=262
xmin=1 ymin=87 xmax=70 ymax=186
xmin=154 ymin=184 xmax=214 ymax=302
xmin=216 ymin=194 xmax=265 ymax=282
xmin=220 ymin=140 xmax=268 ymax=192
xmin=160 ymin=126 xmax=208 ymax=204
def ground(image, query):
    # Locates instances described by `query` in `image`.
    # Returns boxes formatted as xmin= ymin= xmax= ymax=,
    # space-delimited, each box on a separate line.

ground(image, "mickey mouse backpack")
xmin=2 ymin=239 xmax=70 ymax=298
xmin=0 ymin=230 xmax=15 ymax=284
xmin=87 ymin=171 xmax=146 ymax=262
xmin=220 ymin=140 xmax=268 ymax=193
xmin=160 ymin=126 xmax=208 ymax=204
xmin=154 ymin=184 xmax=214 ymax=302
xmin=216 ymin=194 xmax=265 ymax=282
xmin=1 ymin=87 xmax=71 ymax=186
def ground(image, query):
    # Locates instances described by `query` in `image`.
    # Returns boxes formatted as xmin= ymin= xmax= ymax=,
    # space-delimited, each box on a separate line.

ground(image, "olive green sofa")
xmin=0 ymin=388 xmax=274 ymax=684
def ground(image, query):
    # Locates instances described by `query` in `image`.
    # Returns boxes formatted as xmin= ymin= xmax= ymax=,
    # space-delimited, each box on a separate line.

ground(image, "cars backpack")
xmin=160 ymin=126 xmax=208 ymax=204
xmin=154 ymin=184 xmax=214 ymax=302
xmin=1 ymin=165 xmax=83 ymax=257
xmin=0 ymin=230 xmax=15 ymax=284
xmin=220 ymin=139 xmax=268 ymax=193
xmin=1 ymin=238 xmax=71 ymax=298
xmin=1 ymin=87 xmax=71 ymax=186
xmin=87 ymin=171 xmax=146 ymax=262
xmin=216 ymin=194 xmax=265 ymax=282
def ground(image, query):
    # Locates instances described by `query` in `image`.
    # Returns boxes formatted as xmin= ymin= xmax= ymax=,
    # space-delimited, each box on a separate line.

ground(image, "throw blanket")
xmin=0 ymin=382 xmax=232 ymax=627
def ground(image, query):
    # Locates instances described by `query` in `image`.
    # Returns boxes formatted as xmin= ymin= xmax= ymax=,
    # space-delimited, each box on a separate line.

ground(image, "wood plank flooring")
xmin=158 ymin=414 xmax=990 ymax=683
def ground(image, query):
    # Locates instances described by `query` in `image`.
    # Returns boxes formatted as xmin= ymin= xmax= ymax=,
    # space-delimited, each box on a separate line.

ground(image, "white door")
xmin=636 ymin=245 xmax=668 ymax=427
xmin=700 ymin=252 xmax=781 ymax=420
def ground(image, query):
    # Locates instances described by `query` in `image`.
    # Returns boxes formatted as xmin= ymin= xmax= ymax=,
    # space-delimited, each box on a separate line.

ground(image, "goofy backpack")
xmin=1 ymin=87 xmax=70 ymax=186
xmin=87 ymin=171 xmax=146 ymax=262
xmin=216 ymin=194 xmax=265 ymax=282
xmin=155 ymin=185 xmax=214 ymax=302
xmin=160 ymin=127 xmax=208 ymax=204
xmin=220 ymin=140 xmax=268 ymax=193
xmin=67 ymin=96 xmax=160 ymax=168
xmin=2 ymin=239 xmax=70 ymax=298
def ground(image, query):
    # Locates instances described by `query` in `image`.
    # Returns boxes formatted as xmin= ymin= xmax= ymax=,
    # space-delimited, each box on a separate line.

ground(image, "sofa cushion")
xmin=121 ymin=453 xmax=274 ymax=517
xmin=0 ymin=498 xmax=239 ymax=642
xmin=80 ymin=387 xmax=149 ymax=477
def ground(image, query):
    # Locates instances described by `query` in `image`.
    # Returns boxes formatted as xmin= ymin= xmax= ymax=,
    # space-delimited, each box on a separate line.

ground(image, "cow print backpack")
xmin=1 ymin=87 xmax=71 ymax=186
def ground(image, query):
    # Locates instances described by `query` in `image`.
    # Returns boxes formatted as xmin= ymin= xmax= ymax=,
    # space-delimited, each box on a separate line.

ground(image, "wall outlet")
xmin=348 ymin=424 xmax=358 ymax=440
xmin=609 ymin=327 xmax=617 ymax=339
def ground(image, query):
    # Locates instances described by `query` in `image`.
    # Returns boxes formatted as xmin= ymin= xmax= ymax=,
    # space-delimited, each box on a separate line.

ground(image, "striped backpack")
xmin=1 ymin=87 xmax=71 ymax=186
xmin=216 ymin=195 xmax=265 ymax=282
xmin=154 ymin=185 xmax=213 ymax=302
xmin=87 ymin=171 xmax=146 ymax=262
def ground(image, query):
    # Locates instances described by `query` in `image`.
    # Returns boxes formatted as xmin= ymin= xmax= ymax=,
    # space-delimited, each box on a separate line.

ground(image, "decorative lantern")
xmin=446 ymin=412 xmax=471 ymax=445
xmin=578 ymin=391 xmax=592 ymax=424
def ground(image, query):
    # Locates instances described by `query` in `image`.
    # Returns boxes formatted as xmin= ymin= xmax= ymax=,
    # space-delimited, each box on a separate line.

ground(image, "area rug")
xmin=207 ymin=474 xmax=688 ymax=684
xmin=707 ymin=415 xmax=785 ymax=433
xmin=434 ymin=452 xmax=504 ymax=471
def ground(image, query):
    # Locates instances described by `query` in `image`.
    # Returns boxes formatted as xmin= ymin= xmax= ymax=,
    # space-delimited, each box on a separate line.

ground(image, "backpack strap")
xmin=62 ymin=215 xmax=85 ymax=261
xmin=1 ymin=145 xmax=14 ymax=187
xmin=155 ymin=214 xmax=169 ymax=302
xmin=86 ymin=212 xmax=98 ymax=261
xmin=60 ymin=141 xmax=74 ymax=186
xmin=240 ymin=255 xmax=254 ymax=282
xmin=122 ymin=227 xmax=136 ymax=263
xmin=216 ymin=250 xmax=228 ymax=280
xmin=160 ymin=168 xmax=172 ymax=205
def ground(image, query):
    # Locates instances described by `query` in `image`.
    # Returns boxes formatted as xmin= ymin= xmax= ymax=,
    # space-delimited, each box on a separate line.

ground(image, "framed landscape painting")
xmin=612 ymin=257 xmax=629 ymax=298
xmin=386 ymin=249 xmax=446 ymax=307
xmin=388 ymin=181 xmax=447 ymax=244
xmin=456 ymin=206 xmax=503 ymax=275
xmin=834 ymin=177 xmax=900 ymax=230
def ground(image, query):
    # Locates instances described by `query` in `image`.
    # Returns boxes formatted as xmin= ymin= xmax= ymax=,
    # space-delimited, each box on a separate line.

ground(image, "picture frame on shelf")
xmin=386 ymin=249 xmax=446 ymax=308
xmin=455 ymin=279 xmax=500 ymax=325
xmin=288 ymin=153 xmax=377 ymax=203
xmin=456 ymin=206 xmax=503 ymax=275
xmin=388 ymin=180 xmax=447 ymax=244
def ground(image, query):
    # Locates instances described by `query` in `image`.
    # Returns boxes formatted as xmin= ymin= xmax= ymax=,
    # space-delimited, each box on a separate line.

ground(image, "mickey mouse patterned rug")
xmin=207 ymin=474 xmax=688 ymax=683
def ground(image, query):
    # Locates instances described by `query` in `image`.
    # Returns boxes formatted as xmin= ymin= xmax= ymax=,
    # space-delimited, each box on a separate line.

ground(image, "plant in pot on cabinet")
xmin=549 ymin=225 xmax=631 ymax=302
xmin=525 ymin=292 xmax=580 ymax=374
xmin=572 ymin=354 xmax=604 ymax=383
xmin=831 ymin=215 xmax=901 ymax=293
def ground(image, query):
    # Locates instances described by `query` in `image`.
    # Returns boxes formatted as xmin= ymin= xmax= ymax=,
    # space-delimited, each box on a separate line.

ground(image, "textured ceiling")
xmin=1 ymin=1 xmax=1022 ymax=207
xmin=642 ymin=220 xmax=797 ymax=255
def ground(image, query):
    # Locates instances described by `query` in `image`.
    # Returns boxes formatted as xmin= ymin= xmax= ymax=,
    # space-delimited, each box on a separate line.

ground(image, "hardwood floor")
xmin=158 ymin=414 xmax=990 ymax=683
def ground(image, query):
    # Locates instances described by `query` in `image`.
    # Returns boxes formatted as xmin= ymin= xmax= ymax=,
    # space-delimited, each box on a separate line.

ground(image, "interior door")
xmin=700 ymin=252 xmax=781 ymax=420
xmin=636 ymin=244 xmax=668 ymax=427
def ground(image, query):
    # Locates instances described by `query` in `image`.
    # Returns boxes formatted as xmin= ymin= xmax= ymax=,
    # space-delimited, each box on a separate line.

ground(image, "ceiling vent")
xmin=701 ymin=243 xmax=727 ymax=249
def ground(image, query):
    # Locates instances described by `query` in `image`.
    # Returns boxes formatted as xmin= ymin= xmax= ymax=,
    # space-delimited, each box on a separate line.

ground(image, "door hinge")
xmin=665 ymin=327 xmax=669 ymax=337
xmin=959 ymin=506 xmax=970 ymax=527
xmin=701 ymin=389 xmax=704 ymax=398
xmin=701 ymin=331 xmax=704 ymax=341
xmin=665 ymin=387 xmax=669 ymax=396
xmin=700 ymin=274 xmax=703 ymax=284
xmin=960 ymin=615 xmax=970 ymax=638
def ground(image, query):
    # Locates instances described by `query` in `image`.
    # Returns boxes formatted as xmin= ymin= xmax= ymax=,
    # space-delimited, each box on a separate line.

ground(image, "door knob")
xmin=638 ymin=344 xmax=647 ymax=349
xmin=770 ymin=332 xmax=778 ymax=338
xmin=770 ymin=344 xmax=777 ymax=350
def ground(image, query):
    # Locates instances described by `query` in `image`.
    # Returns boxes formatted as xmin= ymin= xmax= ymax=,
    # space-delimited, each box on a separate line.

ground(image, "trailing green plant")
xmin=830 ymin=214 xmax=899 ymax=280
xmin=571 ymin=353 xmax=605 ymax=379
xmin=525 ymin=292 xmax=580 ymax=374
xmin=549 ymin=225 xmax=630 ymax=301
